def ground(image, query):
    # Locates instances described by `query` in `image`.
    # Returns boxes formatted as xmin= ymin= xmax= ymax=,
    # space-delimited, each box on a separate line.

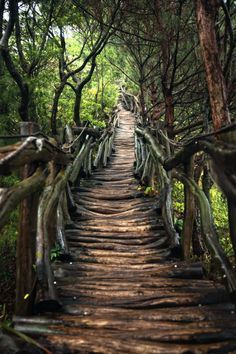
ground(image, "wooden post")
xmin=15 ymin=122 xmax=40 ymax=316
xmin=47 ymin=162 xmax=58 ymax=249
xmin=87 ymin=149 xmax=93 ymax=176
xmin=93 ymin=135 xmax=108 ymax=169
xmin=134 ymin=138 xmax=141 ymax=176
xmin=182 ymin=156 xmax=195 ymax=260
xmin=61 ymin=190 xmax=72 ymax=226
xmin=56 ymin=200 xmax=70 ymax=257
xmin=103 ymin=138 xmax=109 ymax=167
xmin=141 ymin=151 xmax=151 ymax=185
xmin=66 ymin=183 xmax=77 ymax=213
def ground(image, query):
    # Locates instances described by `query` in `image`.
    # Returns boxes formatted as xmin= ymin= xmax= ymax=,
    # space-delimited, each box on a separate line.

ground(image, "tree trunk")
xmin=196 ymin=0 xmax=231 ymax=130
xmin=164 ymin=89 xmax=174 ymax=138
xmin=0 ymin=0 xmax=5 ymax=38
xmin=1 ymin=49 xmax=30 ymax=121
xmin=73 ymin=89 xmax=82 ymax=126
xmin=51 ymin=83 xmax=65 ymax=135
xmin=73 ymin=58 xmax=96 ymax=127
xmin=139 ymin=81 xmax=147 ymax=123
xmin=150 ymin=83 xmax=161 ymax=127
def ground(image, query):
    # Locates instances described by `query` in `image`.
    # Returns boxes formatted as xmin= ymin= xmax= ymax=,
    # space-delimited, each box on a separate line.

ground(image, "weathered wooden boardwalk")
xmin=16 ymin=109 xmax=236 ymax=353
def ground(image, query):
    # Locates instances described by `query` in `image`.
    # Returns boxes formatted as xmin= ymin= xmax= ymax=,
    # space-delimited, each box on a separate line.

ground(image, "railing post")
xmin=182 ymin=156 xmax=195 ymax=260
xmin=15 ymin=122 xmax=40 ymax=316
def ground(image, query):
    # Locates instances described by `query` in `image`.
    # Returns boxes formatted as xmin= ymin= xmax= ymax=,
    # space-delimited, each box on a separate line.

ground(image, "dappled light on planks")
xmin=15 ymin=109 xmax=236 ymax=353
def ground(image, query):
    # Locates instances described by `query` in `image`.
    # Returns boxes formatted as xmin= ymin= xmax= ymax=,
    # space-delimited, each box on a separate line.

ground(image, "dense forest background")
xmin=0 ymin=0 xmax=236 ymax=313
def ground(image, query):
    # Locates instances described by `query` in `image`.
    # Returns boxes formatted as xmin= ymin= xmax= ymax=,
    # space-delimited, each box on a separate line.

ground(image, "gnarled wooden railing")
xmin=1 ymin=94 xmax=236 ymax=321
xmin=119 ymin=90 xmax=236 ymax=297
xmin=133 ymin=106 xmax=236 ymax=298
xmin=0 ymin=111 xmax=119 ymax=316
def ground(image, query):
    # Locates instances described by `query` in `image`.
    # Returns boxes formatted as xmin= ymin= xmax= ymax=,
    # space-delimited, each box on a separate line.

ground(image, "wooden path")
xmin=15 ymin=109 xmax=236 ymax=353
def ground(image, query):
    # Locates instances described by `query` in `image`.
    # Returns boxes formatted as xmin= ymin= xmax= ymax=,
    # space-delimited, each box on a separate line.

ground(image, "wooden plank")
xmin=14 ymin=108 xmax=236 ymax=353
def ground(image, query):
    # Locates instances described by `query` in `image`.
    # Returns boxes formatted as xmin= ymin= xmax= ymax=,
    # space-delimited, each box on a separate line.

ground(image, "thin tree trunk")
xmin=73 ymin=58 xmax=96 ymax=126
xmin=0 ymin=0 xmax=5 ymax=38
xmin=164 ymin=89 xmax=175 ymax=138
xmin=150 ymin=83 xmax=160 ymax=127
xmin=73 ymin=89 xmax=82 ymax=126
xmin=139 ymin=82 xmax=147 ymax=122
xmin=51 ymin=83 xmax=65 ymax=135
xmin=1 ymin=47 xmax=30 ymax=122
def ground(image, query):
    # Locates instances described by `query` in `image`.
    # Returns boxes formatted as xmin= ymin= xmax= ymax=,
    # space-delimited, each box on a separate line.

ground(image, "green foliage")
xmin=0 ymin=212 xmax=18 ymax=255
xmin=210 ymin=186 xmax=228 ymax=229
xmin=0 ymin=175 xmax=20 ymax=188
xmin=74 ymin=45 xmax=122 ymax=125
xmin=0 ymin=175 xmax=19 ymax=255
xmin=0 ymin=60 xmax=19 ymax=140
xmin=174 ymin=217 xmax=183 ymax=235
xmin=50 ymin=243 xmax=62 ymax=262
xmin=0 ymin=1 xmax=138 ymax=133
xmin=31 ymin=38 xmax=124 ymax=130
xmin=172 ymin=181 xmax=185 ymax=237
xmin=137 ymin=185 xmax=156 ymax=197
xmin=210 ymin=186 xmax=233 ymax=257
xmin=172 ymin=179 xmax=233 ymax=258
xmin=172 ymin=181 xmax=184 ymax=215
xmin=144 ymin=186 xmax=155 ymax=197
xmin=0 ymin=176 xmax=19 ymax=315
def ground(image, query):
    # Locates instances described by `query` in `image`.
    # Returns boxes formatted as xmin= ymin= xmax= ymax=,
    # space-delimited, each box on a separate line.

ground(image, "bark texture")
xmin=196 ymin=0 xmax=230 ymax=130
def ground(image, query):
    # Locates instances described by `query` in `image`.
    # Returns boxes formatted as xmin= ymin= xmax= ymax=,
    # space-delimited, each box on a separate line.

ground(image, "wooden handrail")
xmin=134 ymin=124 xmax=236 ymax=296
xmin=0 ymin=137 xmax=72 ymax=174
xmin=0 ymin=111 xmax=119 ymax=316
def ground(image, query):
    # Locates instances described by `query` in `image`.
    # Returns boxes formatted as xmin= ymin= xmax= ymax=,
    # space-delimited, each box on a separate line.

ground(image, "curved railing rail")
xmin=0 ymin=111 xmax=119 ymax=316
xmin=118 ymin=91 xmax=236 ymax=298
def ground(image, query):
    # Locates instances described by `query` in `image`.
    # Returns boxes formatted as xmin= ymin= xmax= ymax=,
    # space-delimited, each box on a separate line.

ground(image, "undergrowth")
xmin=0 ymin=175 xmax=19 ymax=316
xmin=172 ymin=180 xmax=235 ymax=274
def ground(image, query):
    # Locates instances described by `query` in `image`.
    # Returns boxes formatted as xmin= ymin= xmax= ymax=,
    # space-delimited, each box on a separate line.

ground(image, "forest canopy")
xmin=0 ymin=0 xmax=235 ymax=137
